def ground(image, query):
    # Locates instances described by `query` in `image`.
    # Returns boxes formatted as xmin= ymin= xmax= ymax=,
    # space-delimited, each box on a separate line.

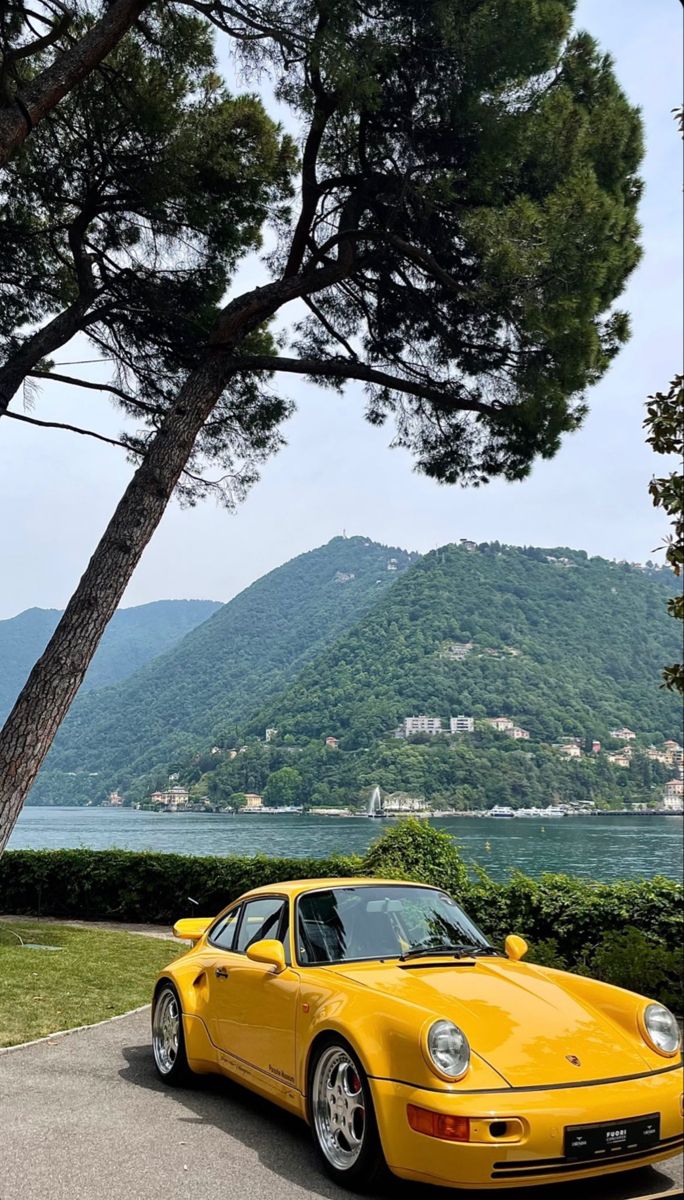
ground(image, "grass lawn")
xmin=0 ymin=920 xmax=186 ymax=1048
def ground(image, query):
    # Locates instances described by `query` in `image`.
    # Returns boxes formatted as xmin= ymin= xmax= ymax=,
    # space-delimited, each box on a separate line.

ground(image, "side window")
xmin=235 ymin=897 xmax=287 ymax=954
xmin=210 ymin=906 xmax=241 ymax=951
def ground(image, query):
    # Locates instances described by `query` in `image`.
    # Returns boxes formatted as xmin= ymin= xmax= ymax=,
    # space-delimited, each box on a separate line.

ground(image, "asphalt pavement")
xmin=0 ymin=1010 xmax=681 ymax=1200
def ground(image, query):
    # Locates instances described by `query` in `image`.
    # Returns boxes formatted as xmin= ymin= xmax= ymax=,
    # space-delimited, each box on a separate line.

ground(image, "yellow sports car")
xmin=152 ymin=878 xmax=683 ymax=1190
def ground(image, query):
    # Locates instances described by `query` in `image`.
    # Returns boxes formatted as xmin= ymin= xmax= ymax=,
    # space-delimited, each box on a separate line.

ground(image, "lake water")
xmin=8 ymin=807 xmax=683 ymax=882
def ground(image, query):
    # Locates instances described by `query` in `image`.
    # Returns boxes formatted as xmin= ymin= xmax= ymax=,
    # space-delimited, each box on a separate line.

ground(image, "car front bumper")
xmin=370 ymin=1063 xmax=683 ymax=1189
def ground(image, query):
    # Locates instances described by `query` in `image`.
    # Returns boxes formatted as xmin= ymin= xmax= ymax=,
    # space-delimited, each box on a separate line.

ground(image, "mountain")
xmin=28 ymin=538 xmax=417 ymax=804
xmin=255 ymin=544 xmax=681 ymax=745
xmin=0 ymin=600 xmax=221 ymax=724
xmin=190 ymin=543 xmax=681 ymax=812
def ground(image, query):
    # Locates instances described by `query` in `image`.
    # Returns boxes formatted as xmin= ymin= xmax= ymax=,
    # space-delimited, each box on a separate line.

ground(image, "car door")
xmin=207 ymin=895 xmax=300 ymax=1101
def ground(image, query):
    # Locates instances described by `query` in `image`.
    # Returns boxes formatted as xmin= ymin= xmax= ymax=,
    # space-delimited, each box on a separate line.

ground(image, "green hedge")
xmin=0 ymin=848 xmax=360 ymax=923
xmin=1 ymin=821 xmax=681 ymax=1009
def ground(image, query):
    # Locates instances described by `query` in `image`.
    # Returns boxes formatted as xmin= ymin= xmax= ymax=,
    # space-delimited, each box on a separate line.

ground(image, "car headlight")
xmin=425 ymin=1019 xmax=470 ymax=1079
xmin=642 ymin=1004 xmax=681 ymax=1056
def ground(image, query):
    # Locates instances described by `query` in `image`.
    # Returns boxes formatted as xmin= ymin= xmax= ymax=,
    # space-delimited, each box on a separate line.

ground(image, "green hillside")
xmin=0 ymin=600 xmax=220 ymax=724
xmin=257 ymin=544 xmax=680 ymax=745
xmin=28 ymin=538 xmax=416 ymax=805
xmin=191 ymin=543 xmax=681 ymax=812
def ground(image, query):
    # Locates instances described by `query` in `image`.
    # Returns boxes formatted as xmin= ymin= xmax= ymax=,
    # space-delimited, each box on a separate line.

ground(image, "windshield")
xmin=296 ymin=885 xmax=491 ymax=965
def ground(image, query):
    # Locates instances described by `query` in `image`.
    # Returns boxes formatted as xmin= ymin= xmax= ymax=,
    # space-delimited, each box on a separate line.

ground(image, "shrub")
xmin=361 ymin=818 xmax=469 ymax=897
xmin=580 ymin=927 xmax=683 ymax=1014
xmin=0 ymin=848 xmax=361 ymax=924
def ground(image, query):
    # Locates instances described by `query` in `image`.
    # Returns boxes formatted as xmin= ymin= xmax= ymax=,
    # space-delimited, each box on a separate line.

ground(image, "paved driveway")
xmin=0 ymin=1011 xmax=681 ymax=1200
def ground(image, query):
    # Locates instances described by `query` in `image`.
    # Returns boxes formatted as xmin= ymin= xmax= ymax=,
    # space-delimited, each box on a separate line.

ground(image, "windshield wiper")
xmin=400 ymin=942 xmax=502 ymax=962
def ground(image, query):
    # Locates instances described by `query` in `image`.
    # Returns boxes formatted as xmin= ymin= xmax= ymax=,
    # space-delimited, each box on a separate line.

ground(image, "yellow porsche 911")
xmin=151 ymin=878 xmax=682 ymax=1191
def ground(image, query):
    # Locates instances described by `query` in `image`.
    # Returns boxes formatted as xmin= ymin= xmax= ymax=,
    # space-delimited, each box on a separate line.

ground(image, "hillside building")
xmin=557 ymin=743 xmax=581 ymax=759
xmin=402 ymin=715 xmax=443 ymax=736
xmin=444 ymin=641 xmax=473 ymax=660
xmin=610 ymin=726 xmax=636 ymax=741
xmin=243 ymin=793 xmax=263 ymax=810
xmin=265 ymin=728 xmax=278 ymax=742
xmin=663 ymin=741 xmax=683 ymax=767
xmin=325 ymin=736 xmax=340 ymax=749
xmin=450 ymin=715 xmax=474 ymax=734
xmin=383 ymin=794 xmax=429 ymax=813
xmin=486 ymin=716 xmax=515 ymax=732
xmin=607 ymin=752 xmax=630 ymax=768
xmin=151 ymin=786 xmax=189 ymax=808
xmin=105 ymin=791 xmax=124 ymax=807
xmin=507 ymin=725 xmax=530 ymax=740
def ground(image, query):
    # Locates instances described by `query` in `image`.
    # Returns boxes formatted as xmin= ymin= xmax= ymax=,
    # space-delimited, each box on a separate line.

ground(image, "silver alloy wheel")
xmin=152 ymin=987 xmax=180 ymax=1076
xmin=312 ymin=1045 xmax=366 ymax=1170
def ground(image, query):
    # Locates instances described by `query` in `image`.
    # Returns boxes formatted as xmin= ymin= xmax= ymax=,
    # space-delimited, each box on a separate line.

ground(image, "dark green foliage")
xmin=270 ymin=0 xmax=643 ymax=483
xmin=644 ymin=374 xmax=684 ymax=693
xmin=581 ymin=927 xmax=682 ymax=1014
xmin=1 ymin=8 xmax=296 ymax=498
xmin=0 ymin=848 xmax=361 ymax=923
xmin=29 ymin=538 xmax=417 ymax=805
xmin=361 ymin=818 xmax=469 ymax=899
xmin=466 ymin=870 xmax=683 ymax=959
xmin=0 ymin=600 xmax=220 ymax=723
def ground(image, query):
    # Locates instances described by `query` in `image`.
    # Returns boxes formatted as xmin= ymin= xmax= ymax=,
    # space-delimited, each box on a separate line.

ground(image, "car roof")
xmin=237 ymin=877 xmax=435 ymax=901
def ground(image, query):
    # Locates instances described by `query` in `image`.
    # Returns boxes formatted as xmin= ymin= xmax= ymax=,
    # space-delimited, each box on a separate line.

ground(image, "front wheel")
xmin=309 ymin=1038 xmax=386 ymax=1190
xmin=152 ymin=981 xmax=192 ymax=1086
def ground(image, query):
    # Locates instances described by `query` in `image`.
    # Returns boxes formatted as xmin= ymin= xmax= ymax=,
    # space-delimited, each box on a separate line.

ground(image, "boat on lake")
xmin=490 ymin=805 xmax=515 ymax=818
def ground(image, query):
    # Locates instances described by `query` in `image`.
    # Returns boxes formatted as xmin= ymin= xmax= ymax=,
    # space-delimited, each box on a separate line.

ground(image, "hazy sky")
xmin=1 ymin=0 xmax=682 ymax=619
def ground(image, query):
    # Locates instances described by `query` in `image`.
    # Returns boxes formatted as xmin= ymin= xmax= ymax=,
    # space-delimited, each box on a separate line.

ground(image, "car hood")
xmin=330 ymin=959 xmax=654 ymax=1087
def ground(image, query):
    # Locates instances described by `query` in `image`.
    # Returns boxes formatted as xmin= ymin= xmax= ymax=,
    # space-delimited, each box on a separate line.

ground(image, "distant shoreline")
xmin=86 ymin=806 xmax=683 ymax=819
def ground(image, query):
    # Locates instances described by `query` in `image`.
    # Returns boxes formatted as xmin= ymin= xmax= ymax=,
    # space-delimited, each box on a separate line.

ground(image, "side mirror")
xmin=246 ymin=938 xmax=287 ymax=973
xmin=173 ymin=917 xmax=211 ymax=943
xmin=505 ymin=934 xmax=528 ymax=961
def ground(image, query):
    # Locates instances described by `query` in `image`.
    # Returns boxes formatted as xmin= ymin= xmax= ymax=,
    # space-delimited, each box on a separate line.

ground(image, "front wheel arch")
xmin=305 ymin=1029 xmax=370 ymax=1122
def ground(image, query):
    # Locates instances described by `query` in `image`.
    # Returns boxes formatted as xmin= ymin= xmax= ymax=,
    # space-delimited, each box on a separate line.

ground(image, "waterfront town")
xmin=98 ymin=718 xmax=684 ymax=816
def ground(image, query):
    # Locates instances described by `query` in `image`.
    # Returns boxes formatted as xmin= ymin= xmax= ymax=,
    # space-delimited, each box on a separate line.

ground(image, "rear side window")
xmin=235 ymin=897 xmax=287 ymax=953
xmin=209 ymin=907 xmax=241 ymax=951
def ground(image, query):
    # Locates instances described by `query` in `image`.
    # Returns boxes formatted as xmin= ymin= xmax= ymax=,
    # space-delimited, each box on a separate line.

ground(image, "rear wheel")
xmin=152 ymin=981 xmax=192 ymax=1086
xmin=309 ymin=1038 xmax=386 ymax=1190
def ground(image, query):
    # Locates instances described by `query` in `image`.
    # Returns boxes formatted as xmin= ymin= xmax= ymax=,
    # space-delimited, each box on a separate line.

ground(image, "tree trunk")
xmin=0 ymin=353 xmax=231 ymax=851
xmin=0 ymin=298 xmax=94 ymax=417
xmin=0 ymin=0 xmax=148 ymax=166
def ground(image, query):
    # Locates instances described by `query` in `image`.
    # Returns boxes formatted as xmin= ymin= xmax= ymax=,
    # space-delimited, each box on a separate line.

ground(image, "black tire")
xmin=151 ymin=980 xmax=193 ymax=1086
xmin=308 ymin=1035 xmax=387 ymax=1191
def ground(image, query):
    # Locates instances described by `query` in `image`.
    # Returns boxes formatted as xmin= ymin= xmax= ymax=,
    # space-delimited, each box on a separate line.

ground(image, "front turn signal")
xmin=407 ymin=1105 xmax=470 ymax=1142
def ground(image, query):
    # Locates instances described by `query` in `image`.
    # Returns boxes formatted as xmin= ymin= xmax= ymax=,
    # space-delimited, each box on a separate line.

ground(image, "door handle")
xmin=215 ymin=967 xmax=229 ymax=979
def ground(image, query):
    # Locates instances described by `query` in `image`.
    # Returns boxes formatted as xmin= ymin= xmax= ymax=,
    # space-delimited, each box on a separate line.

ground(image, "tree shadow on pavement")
xmin=118 ymin=1041 xmax=679 ymax=1200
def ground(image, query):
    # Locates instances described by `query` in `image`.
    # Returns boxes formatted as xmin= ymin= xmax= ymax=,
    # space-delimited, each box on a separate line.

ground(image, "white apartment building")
xmin=403 ymin=715 xmax=443 ymax=736
xmin=450 ymin=715 xmax=474 ymax=734
xmin=383 ymin=795 xmax=429 ymax=813
xmin=610 ymin=726 xmax=636 ymax=741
